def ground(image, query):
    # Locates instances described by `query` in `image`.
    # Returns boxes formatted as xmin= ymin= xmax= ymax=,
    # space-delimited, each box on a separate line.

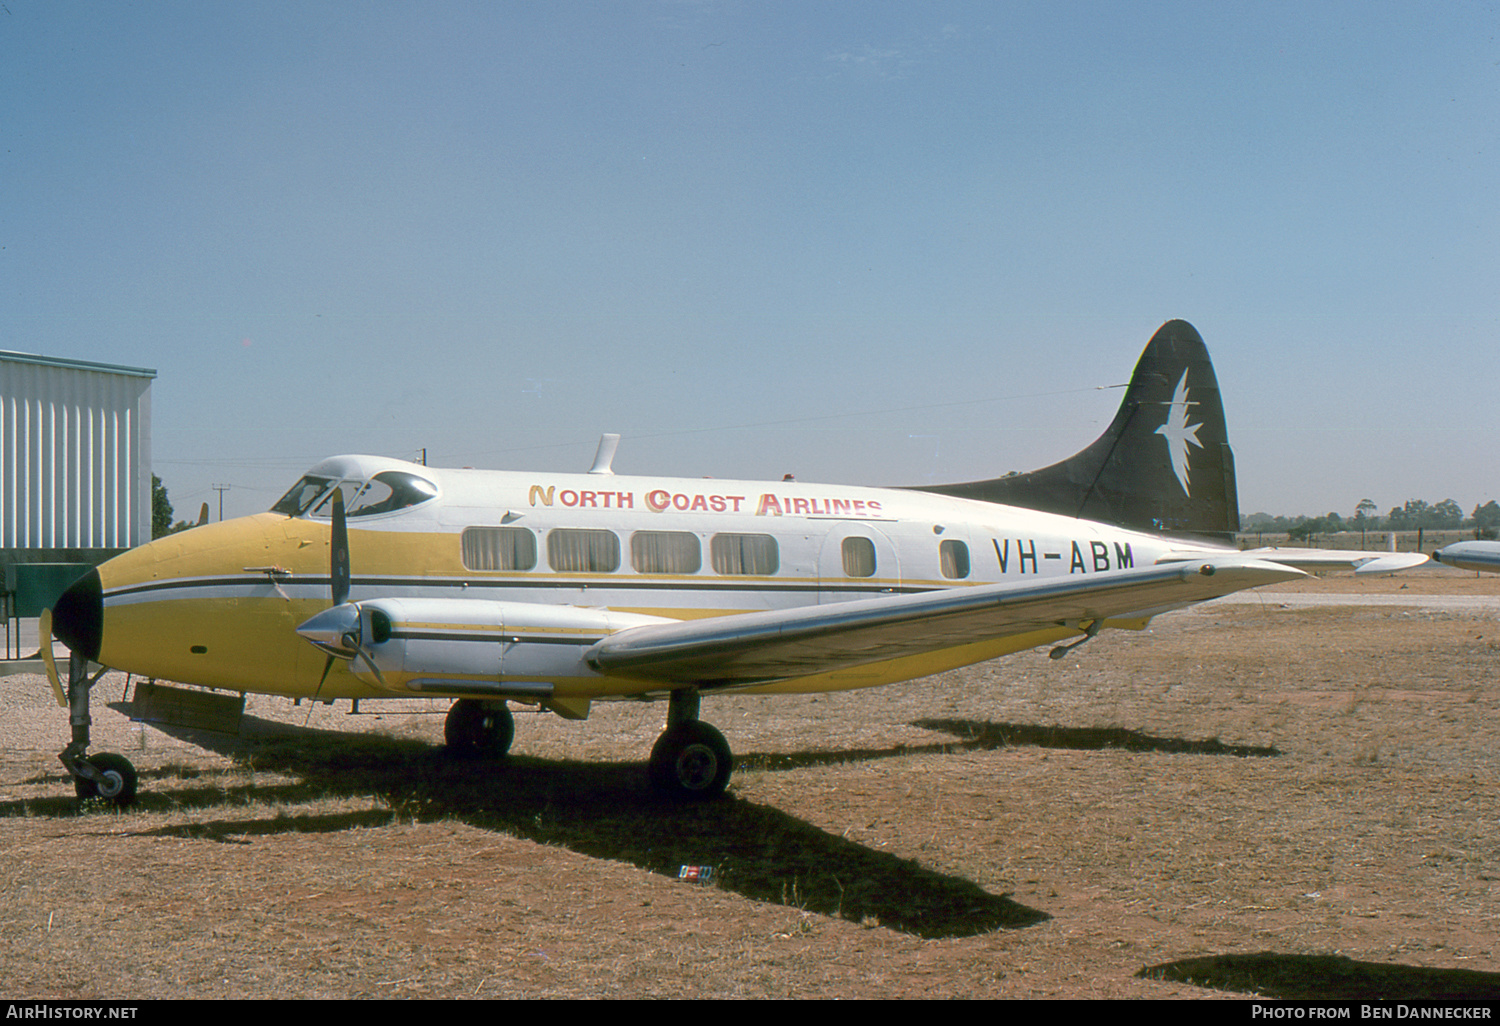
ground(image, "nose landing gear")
xmin=57 ymin=651 xmax=138 ymax=807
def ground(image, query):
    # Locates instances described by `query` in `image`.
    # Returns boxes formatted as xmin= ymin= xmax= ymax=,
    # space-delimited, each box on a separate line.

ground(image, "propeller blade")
xmin=39 ymin=609 xmax=66 ymax=709
xmin=352 ymin=642 xmax=388 ymax=688
xmin=313 ymin=653 xmax=336 ymax=698
xmin=330 ymin=487 xmax=350 ymax=606
xmin=299 ymin=485 xmax=377 ymax=700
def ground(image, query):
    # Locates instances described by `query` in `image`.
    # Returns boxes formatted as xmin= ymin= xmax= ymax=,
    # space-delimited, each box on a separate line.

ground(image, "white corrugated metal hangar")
xmin=1 ymin=351 xmax=156 ymax=631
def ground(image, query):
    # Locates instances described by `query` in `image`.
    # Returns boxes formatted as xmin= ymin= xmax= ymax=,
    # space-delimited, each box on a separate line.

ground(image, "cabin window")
xmin=631 ymin=531 xmax=702 ymax=574
xmin=841 ymin=537 xmax=876 ymax=577
xmin=940 ymin=539 xmax=970 ymax=579
xmin=462 ymin=527 xmax=538 ymax=571
xmin=710 ymin=533 xmax=779 ymax=575
xmin=547 ymin=528 xmax=621 ymax=573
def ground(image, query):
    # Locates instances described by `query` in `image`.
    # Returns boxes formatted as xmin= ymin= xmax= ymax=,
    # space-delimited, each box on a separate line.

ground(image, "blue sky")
xmin=3 ymin=1 xmax=1496 ymax=522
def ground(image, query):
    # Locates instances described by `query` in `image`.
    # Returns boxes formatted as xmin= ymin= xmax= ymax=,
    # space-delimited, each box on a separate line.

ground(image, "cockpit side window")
xmin=344 ymin=472 xmax=439 ymax=517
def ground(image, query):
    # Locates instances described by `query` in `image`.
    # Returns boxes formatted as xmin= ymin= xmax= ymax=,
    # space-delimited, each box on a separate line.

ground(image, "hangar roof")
xmin=0 ymin=350 xmax=156 ymax=379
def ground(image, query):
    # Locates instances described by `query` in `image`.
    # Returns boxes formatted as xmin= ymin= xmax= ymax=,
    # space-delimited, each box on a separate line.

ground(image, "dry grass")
xmin=1 ymin=567 xmax=1498 ymax=998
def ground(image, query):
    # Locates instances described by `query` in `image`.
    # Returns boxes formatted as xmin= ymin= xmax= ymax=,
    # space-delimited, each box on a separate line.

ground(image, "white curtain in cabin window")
xmin=547 ymin=528 xmax=621 ymax=573
xmin=631 ymin=531 xmax=702 ymax=574
xmin=710 ymin=533 xmax=779 ymax=575
xmin=461 ymin=527 xmax=538 ymax=571
xmin=841 ymin=536 xmax=877 ymax=578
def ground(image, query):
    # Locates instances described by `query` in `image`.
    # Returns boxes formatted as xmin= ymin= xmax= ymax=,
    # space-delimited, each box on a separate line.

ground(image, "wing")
xmin=586 ymin=557 xmax=1304 ymax=687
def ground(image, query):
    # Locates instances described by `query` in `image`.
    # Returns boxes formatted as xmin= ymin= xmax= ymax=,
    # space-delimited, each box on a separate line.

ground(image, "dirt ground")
xmin=1 ymin=566 xmax=1498 ymax=1000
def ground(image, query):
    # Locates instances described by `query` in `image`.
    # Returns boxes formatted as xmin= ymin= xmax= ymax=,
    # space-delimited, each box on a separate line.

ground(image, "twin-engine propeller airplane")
xmin=44 ymin=320 xmax=1427 ymax=805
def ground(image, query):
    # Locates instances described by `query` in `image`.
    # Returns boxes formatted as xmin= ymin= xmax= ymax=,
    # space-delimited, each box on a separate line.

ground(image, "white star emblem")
xmin=1154 ymin=369 xmax=1202 ymax=496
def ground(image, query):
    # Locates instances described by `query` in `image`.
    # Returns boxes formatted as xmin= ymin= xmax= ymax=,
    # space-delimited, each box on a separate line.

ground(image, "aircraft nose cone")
xmin=52 ymin=568 xmax=103 ymax=661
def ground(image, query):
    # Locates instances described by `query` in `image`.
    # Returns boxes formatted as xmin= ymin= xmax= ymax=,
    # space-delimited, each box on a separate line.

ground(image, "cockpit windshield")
xmin=271 ymin=476 xmax=335 ymax=516
xmin=270 ymin=471 xmax=438 ymax=519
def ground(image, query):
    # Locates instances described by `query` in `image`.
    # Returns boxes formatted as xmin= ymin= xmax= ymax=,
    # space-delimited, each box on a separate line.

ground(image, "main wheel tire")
xmin=444 ymin=699 xmax=515 ymax=758
xmin=74 ymin=753 xmax=139 ymax=806
xmin=649 ymin=721 xmax=732 ymax=801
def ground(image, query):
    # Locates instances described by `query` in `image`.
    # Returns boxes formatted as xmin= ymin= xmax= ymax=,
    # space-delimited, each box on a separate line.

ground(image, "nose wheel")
xmin=56 ymin=651 xmax=138 ymax=807
xmin=73 ymin=752 xmax=139 ymax=803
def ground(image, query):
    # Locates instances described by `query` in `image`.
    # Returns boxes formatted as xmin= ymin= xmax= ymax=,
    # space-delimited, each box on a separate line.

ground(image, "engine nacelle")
xmin=302 ymin=598 xmax=674 ymax=695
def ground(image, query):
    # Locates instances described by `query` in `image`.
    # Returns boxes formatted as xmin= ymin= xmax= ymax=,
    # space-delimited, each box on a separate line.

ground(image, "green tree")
xmin=1388 ymin=499 xmax=1433 ymax=530
xmin=1287 ymin=516 xmax=1327 ymax=543
xmin=1472 ymin=500 xmax=1500 ymax=539
xmin=152 ymin=475 xmax=174 ymax=539
xmin=1431 ymin=499 xmax=1464 ymax=529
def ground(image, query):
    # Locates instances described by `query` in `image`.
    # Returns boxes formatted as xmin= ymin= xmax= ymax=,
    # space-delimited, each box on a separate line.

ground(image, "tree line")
xmin=1242 ymin=499 xmax=1500 ymax=541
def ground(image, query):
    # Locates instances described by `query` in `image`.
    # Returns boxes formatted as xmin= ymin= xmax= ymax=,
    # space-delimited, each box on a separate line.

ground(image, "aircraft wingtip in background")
xmin=1231 ymin=547 xmax=1430 ymax=575
xmin=42 ymin=318 xmax=1426 ymax=805
xmin=1433 ymin=541 xmax=1500 ymax=573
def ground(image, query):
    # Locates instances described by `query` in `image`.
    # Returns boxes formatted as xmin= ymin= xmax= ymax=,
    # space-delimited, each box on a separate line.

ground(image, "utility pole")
xmin=211 ymin=484 xmax=230 ymax=521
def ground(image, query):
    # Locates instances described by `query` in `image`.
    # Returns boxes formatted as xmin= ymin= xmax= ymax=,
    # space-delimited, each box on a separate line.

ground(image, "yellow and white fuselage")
xmin=65 ymin=453 xmax=1207 ymax=710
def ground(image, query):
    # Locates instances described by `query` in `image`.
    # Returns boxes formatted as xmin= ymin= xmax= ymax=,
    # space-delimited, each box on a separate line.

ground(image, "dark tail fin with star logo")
xmin=914 ymin=319 xmax=1239 ymax=543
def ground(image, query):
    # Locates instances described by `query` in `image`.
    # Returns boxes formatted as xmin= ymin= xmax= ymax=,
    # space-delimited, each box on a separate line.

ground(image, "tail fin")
xmin=916 ymin=319 xmax=1240 ymax=542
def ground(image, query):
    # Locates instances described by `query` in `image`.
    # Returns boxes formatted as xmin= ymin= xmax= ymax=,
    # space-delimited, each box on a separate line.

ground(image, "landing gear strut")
xmin=648 ymin=688 xmax=732 ymax=801
xmin=444 ymin=698 xmax=515 ymax=757
xmin=59 ymin=651 xmax=138 ymax=806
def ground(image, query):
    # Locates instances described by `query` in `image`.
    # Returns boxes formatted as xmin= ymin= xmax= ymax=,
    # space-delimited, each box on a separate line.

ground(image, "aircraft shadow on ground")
xmin=1139 ymin=952 xmax=1500 ymax=1001
xmin=914 ymin=718 xmax=1281 ymax=758
xmin=697 ymin=717 xmax=1279 ymax=778
xmin=9 ymin=707 xmax=1046 ymax=939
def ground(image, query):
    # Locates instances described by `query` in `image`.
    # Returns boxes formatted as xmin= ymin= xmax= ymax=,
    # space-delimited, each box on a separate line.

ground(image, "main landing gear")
xmin=59 ymin=651 xmax=138 ymax=806
xmin=441 ymin=690 xmax=733 ymax=800
xmin=648 ymin=688 xmax=732 ymax=801
xmin=444 ymin=698 xmax=515 ymax=757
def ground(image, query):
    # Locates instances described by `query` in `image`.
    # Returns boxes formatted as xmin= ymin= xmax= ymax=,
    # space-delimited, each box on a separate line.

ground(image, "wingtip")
xmin=1352 ymin=552 xmax=1430 ymax=574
